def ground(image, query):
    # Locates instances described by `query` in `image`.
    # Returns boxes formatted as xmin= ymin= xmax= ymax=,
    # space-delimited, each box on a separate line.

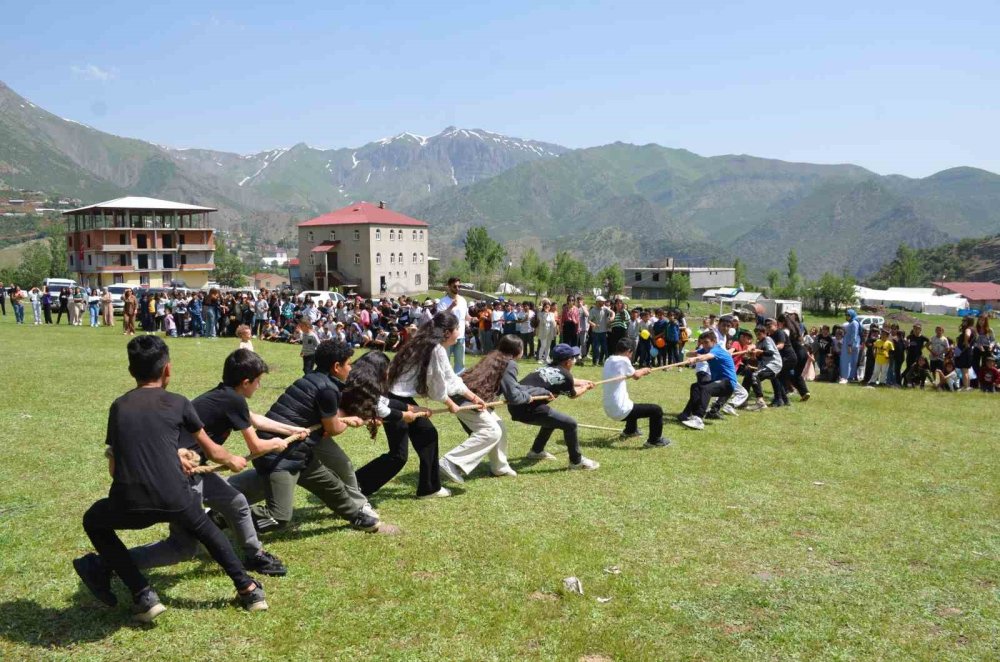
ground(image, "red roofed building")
xmin=932 ymin=281 xmax=1000 ymax=309
xmin=297 ymin=201 xmax=429 ymax=296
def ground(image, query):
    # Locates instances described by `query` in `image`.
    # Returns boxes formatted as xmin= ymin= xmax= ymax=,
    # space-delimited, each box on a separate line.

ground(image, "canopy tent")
xmin=854 ymin=286 xmax=968 ymax=315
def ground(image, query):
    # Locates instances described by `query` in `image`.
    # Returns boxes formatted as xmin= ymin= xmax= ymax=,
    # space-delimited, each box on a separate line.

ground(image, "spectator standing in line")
xmin=589 ymin=296 xmax=612 ymax=367
xmin=29 ymin=286 xmax=42 ymax=325
xmin=0 ymin=280 xmax=6 ymax=316
xmin=436 ymin=277 xmax=471 ymax=374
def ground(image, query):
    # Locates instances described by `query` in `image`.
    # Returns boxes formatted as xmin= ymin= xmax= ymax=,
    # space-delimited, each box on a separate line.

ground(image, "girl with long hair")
xmin=781 ymin=312 xmax=811 ymax=400
xmin=536 ymin=300 xmax=558 ymax=364
xmin=438 ymin=335 xmax=522 ymax=483
xmin=955 ymin=317 xmax=977 ymax=390
xmin=973 ymin=314 xmax=995 ymax=381
xmin=354 ymin=311 xmax=486 ymax=498
xmin=340 ymin=351 xmax=428 ymax=440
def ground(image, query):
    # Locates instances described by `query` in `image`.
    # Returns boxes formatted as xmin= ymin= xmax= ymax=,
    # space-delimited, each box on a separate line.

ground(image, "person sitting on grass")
xmin=507 ymin=343 xmax=600 ymax=470
xmin=902 ymin=355 xmax=932 ymax=389
xmin=73 ymin=335 xmax=267 ymax=623
xmin=125 ymin=349 xmax=308 ymax=578
xmin=934 ymin=357 xmax=960 ymax=392
xmin=601 ymin=338 xmax=670 ymax=447
xmin=979 ymin=355 xmax=999 ymax=393
xmin=677 ymin=331 xmax=737 ymax=430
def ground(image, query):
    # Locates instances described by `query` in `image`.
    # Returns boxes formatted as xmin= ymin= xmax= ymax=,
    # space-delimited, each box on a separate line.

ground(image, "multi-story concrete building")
xmin=625 ymin=259 xmax=736 ymax=298
xmin=297 ymin=202 xmax=429 ymax=297
xmin=63 ymin=197 xmax=216 ymax=289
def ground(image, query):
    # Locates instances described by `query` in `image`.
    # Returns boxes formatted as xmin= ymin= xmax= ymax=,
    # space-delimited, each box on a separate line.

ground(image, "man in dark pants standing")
xmin=0 ymin=281 xmax=6 ymax=315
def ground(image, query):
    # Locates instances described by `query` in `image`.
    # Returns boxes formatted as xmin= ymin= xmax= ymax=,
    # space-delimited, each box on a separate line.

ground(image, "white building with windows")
xmin=625 ymin=258 xmax=736 ymax=298
xmin=296 ymin=201 xmax=429 ymax=297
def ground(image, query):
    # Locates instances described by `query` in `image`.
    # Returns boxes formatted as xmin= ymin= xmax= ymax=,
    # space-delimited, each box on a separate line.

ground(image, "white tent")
xmin=854 ymin=286 xmax=968 ymax=314
xmin=495 ymin=282 xmax=523 ymax=295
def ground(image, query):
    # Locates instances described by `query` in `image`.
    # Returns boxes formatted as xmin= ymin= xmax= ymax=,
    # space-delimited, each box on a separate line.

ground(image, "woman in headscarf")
xmin=839 ymin=309 xmax=861 ymax=383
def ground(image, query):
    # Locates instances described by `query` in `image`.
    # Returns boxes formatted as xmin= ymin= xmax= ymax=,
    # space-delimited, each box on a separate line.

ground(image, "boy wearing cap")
xmin=508 ymin=343 xmax=600 ymax=470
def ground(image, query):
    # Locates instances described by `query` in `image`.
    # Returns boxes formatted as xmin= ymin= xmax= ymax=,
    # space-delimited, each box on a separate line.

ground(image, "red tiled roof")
xmin=310 ymin=240 xmax=342 ymax=252
xmin=297 ymin=202 xmax=429 ymax=228
xmin=932 ymin=281 xmax=1000 ymax=300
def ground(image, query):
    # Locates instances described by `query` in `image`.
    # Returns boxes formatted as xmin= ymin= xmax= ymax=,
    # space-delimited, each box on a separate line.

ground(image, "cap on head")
xmin=550 ymin=343 xmax=581 ymax=363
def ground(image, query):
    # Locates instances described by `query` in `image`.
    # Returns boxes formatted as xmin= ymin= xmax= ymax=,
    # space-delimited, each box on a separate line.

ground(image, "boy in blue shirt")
xmin=677 ymin=332 xmax=737 ymax=430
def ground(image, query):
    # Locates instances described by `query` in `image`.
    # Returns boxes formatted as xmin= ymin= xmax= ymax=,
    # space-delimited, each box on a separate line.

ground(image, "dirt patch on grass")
xmin=529 ymin=591 xmax=559 ymax=602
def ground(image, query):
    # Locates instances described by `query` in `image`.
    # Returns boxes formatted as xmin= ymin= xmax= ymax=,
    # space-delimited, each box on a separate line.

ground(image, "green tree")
xmin=47 ymin=235 xmax=68 ymax=278
xmin=663 ymin=273 xmax=691 ymax=308
xmin=810 ymin=272 xmax=856 ymax=315
xmin=733 ymin=258 xmax=747 ymax=287
xmin=596 ymin=264 xmax=624 ymax=296
xmin=463 ymin=226 xmax=506 ymax=278
xmin=890 ymin=243 xmax=925 ymax=287
xmin=550 ymin=251 xmax=592 ymax=294
xmin=15 ymin=242 xmax=52 ymax=287
xmin=786 ymin=249 xmax=799 ymax=283
xmin=766 ymin=269 xmax=781 ymax=293
xmin=212 ymin=238 xmax=246 ymax=287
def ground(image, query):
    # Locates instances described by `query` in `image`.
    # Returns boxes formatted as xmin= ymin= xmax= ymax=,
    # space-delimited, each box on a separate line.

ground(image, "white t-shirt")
xmin=437 ymin=294 xmax=468 ymax=339
xmin=602 ymin=355 xmax=635 ymax=420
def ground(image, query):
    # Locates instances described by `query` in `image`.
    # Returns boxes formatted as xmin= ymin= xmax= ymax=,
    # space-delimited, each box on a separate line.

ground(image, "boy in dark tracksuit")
xmin=73 ymin=336 xmax=266 ymax=622
xmin=227 ymin=340 xmax=397 ymax=534
xmin=506 ymin=343 xmax=600 ymax=471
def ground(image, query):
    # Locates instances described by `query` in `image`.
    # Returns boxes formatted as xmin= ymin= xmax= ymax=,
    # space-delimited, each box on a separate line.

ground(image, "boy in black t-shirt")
xmin=126 ymin=349 xmax=310 ymax=577
xmin=73 ymin=336 xmax=267 ymax=622
xmin=508 ymin=343 xmax=599 ymax=470
xmin=227 ymin=340 xmax=398 ymax=534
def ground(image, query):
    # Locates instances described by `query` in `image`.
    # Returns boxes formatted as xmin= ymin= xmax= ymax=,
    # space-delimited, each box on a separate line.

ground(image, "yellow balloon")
xmin=640 ymin=329 xmax=651 ymax=339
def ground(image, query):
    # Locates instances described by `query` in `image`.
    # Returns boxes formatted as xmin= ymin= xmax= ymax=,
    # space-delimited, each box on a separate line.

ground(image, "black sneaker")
xmin=705 ymin=411 xmax=723 ymax=420
xmin=251 ymin=511 xmax=282 ymax=534
xmin=131 ymin=588 xmax=166 ymax=623
xmin=73 ymin=553 xmax=117 ymax=607
xmin=620 ymin=429 xmax=643 ymax=439
xmin=207 ymin=509 xmax=228 ymax=531
xmin=237 ymin=579 xmax=268 ymax=612
xmin=350 ymin=511 xmax=380 ymax=532
xmin=245 ymin=550 xmax=287 ymax=577
xmin=770 ymin=401 xmax=785 ymax=408
xmin=643 ymin=437 xmax=671 ymax=448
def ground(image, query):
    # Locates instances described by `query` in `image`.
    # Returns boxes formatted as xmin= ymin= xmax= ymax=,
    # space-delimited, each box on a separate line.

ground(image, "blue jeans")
xmin=13 ymin=302 xmax=24 ymax=323
xmin=89 ymin=303 xmax=100 ymax=326
xmin=203 ymin=307 xmax=217 ymax=337
xmin=190 ymin=312 xmax=203 ymax=335
xmin=449 ymin=341 xmax=466 ymax=375
xmin=591 ymin=332 xmax=608 ymax=365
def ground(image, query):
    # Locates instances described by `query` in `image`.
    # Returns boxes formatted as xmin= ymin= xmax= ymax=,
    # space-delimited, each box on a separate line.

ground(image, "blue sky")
xmin=4 ymin=0 xmax=1000 ymax=177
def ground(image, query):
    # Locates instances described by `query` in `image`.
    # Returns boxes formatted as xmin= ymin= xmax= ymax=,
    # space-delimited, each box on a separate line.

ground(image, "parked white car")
xmin=857 ymin=315 xmax=885 ymax=331
xmin=298 ymin=290 xmax=347 ymax=306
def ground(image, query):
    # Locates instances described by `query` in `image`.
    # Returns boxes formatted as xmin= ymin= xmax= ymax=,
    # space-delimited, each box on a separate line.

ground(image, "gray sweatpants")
xmin=229 ymin=437 xmax=367 ymax=527
xmin=128 ymin=472 xmax=262 ymax=569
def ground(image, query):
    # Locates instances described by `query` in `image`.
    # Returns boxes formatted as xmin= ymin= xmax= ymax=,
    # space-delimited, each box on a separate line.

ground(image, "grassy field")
xmin=0 ymin=311 xmax=997 ymax=661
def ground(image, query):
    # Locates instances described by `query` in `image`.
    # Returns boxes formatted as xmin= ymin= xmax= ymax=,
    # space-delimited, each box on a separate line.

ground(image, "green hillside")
xmin=866 ymin=233 xmax=1000 ymax=287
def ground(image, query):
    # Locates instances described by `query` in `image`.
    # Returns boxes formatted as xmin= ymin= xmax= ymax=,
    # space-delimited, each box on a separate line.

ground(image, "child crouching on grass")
xmin=74 ymin=336 xmax=267 ymax=622
xmin=601 ymin=338 xmax=669 ymax=447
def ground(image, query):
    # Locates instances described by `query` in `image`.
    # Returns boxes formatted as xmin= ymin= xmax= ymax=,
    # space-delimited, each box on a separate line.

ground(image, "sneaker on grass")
xmin=568 ymin=456 xmax=600 ymax=471
xmin=417 ymin=487 xmax=452 ymax=499
xmin=705 ymin=411 xmax=723 ymax=420
xmin=438 ymin=457 xmax=465 ymax=484
xmin=132 ymin=587 xmax=166 ymax=623
xmin=721 ymin=404 xmax=739 ymax=416
xmin=491 ymin=467 xmax=518 ymax=477
xmin=619 ymin=429 xmax=643 ymax=439
xmin=680 ymin=416 xmax=705 ymax=430
xmin=244 ymin=550 xmax=287 ymax=577
xmin=237 ymin=580 xmax=268 ymax=612
xmin=525 ymin=450 xmax=556 ymax=460
xmin=643 ymin=438 xmax=671 ymax=448
xmin=73 ymin=553 xmax=116 ymax=607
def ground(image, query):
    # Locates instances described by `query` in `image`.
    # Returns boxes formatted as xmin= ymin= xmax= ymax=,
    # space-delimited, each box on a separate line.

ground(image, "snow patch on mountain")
xmin=238 ymin=148 xmax=288 ymax=187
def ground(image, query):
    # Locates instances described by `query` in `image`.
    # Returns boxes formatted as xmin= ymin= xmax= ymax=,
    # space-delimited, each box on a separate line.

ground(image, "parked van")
xmin=42 ymin=277 xmax=77 ymax=297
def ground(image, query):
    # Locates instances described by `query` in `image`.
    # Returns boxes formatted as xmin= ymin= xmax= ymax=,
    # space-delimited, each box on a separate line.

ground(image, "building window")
xmin=353 ymin=230 xmax=360 ymax=241
xmin=634 ymin=272 xmax=641 ymax=282
xmin=419 ymin=253 xmax=424 ymax=264
xmin=113 ymin=274 xmax=124 ymax=284
xmin=67 ymin=236 xmax=73 ymax=247
xmin=354 ymin=253 xmax=361 ymax=265
xmin=307 ymin=231 xmax=314 ymax=243
xmin=140 ymin=273 xmax=149 ymax=285
xmin=329 ymin=230 xmax=336 ymax=240
xmin=419 ymin=230 xmax=424 ymax=240
xmin=652 ymin=273 xmax=660 ymax=282
xmin=309 ymin=255 xmax=314 ymax=265
xmin=411 ymin=252 xmax=417 ymax=264
xmin=375 ymin=253 xmax=381 ymax=265
xmin=412 ymin=230 xmax=417 ymax=240
xmin=376 ymin=229 xmax=381 ymax=241
xmin=390 ymin=253 xmax=395 ymax=264
xmin=415 ymin=273 xmax=421 ymax=286
xmin=86 ymin=235 xmax=91 ymax=248
xmin=87 ymin=255 xmax=92 ymax=265
xmin=389 ymin=229 xmax=394 ymax=241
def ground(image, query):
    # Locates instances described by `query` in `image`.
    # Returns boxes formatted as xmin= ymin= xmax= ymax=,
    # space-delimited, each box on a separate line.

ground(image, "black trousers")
xmin=782 ymin=352 xmax=809 ymax=397
xmin=82 ymin=497 xmax=252 ymax=596
xmin=744 ymin=366 xmax=786 ymax=403
xmin=681 ymin=378 xmax=734 ymax=419
xmin=622 ymin=403 xmax=663 ymax=442
xmin=509 ymin=404 xmax=582 ymax=464
xmin=355 ymin=395 xmax=441 ymax=497
xmin=56 ymin=303 xmax=69 ymax=324
xmin=43 ymin=304 xmax=52 ymax=323
xmin=0 ymin=297 xmax=5 ymax=315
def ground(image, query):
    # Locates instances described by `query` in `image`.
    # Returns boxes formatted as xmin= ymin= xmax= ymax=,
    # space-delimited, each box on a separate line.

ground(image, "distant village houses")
xmin=625 ymin=259 xmax=736 ymax=298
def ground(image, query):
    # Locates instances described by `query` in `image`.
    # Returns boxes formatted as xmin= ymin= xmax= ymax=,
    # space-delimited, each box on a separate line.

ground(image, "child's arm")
xmin=192 ymin=429 xmax=247 ymax=472
xmin=633 ymin=367 xmax=652 ymax=379
xmin=570 ymin=380 xmax=595 ymax=398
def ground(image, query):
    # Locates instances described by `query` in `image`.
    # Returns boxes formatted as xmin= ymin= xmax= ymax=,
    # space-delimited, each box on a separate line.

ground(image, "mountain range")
xmin=3 ymin=79 xmax=1000 ymax=280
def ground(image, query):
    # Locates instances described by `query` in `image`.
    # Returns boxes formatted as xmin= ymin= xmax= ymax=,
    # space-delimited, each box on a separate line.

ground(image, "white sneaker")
xmin=361 ymin=502 xmax=380 ymax=520
xmin=438 ymin=457 xmax=464 ymax=484
xmin=837 ymin=378 xmax=848 ymax=385
xmin=568 ymin=456 xmax=600 ymax=471
xmin=418 ymin=487 xmax=452 ymax=499
xmin=526 ymin=450 xmax=556 ymax=460
xmin=491 ymin=466 xmax=517 ymax=477
xmin=680 ymin=417 xmax=705 ymax=430
xmin=721 ymin=404 xmax=738 ymax=416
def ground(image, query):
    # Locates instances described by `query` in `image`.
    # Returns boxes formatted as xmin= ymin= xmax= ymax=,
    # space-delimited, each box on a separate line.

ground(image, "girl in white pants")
xmin=440 ymin=335 xmax=524 ymax=481
xmin=536 ymin=300 xmax=557 ymax=364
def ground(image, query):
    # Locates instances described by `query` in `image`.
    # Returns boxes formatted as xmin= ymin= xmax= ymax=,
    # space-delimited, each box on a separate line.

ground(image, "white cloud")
xmin=71 ymin=64 xmax=116 ymax=81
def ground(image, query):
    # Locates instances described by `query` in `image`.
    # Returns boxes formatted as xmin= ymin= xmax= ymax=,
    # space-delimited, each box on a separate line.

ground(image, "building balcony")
xmin=180 ymin=263 xmax=213 ymax=270
xmin=100 ymin=244 xmax=133 ymax=251
xmin=96 ymin=265 xmax=133 ymax=272
xmin=179 ymin=243 xmax=214 ymax=251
